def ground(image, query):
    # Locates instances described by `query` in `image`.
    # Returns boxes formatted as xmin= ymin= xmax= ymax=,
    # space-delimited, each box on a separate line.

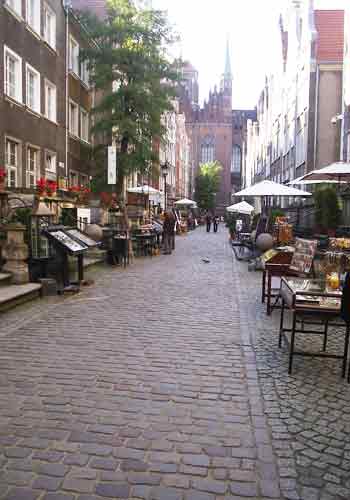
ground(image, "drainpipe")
xmin=313 ymin=64 xmax=319 ymax=171
xmin=64 ymin=1 xmax=70 ymax=180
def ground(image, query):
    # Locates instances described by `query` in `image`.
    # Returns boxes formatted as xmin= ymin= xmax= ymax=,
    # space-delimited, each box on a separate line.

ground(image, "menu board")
xmin=50 ymin=231 xmax=87 ymax=253
xmin=289 ymin=238 xmax=317 ymax=274
xmin=66 ymin=229 xmax=98 ymax=248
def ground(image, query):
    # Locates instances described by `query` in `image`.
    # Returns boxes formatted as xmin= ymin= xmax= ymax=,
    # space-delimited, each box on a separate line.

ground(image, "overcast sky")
xmin=152 ymin=0 xmax=346 ymax=109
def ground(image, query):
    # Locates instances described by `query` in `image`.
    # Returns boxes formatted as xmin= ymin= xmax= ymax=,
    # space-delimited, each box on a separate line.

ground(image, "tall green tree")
xmin=195 ymin=161 xmax=222 ymax=211
xmin=77 ymin=0 xmax=180 ymax=198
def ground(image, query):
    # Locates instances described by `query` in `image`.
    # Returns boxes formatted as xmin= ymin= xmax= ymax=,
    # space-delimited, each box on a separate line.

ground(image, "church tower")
xmin=221 ymin=38 xmax=233 ymax=119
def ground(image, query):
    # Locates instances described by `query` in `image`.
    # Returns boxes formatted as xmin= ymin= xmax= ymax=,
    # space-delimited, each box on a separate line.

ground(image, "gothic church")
xmin=180 ymin=42 xmax=256 ymax=213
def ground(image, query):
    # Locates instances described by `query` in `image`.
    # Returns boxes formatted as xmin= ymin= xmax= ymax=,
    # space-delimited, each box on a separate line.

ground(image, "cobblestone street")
xmin=0 ymin=227 xmax=350 ymax=500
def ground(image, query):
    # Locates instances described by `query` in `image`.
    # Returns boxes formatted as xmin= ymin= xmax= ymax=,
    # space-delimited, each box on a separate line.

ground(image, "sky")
xmin=152 ymin=0 xmax=346 ymax=110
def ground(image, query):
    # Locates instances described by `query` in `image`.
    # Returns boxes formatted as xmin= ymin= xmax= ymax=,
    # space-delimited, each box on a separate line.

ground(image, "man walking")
xmin=163 ymin=211 xmax=176 ymax=254
xmin=205 ymin=212 xmax=212 ymax=233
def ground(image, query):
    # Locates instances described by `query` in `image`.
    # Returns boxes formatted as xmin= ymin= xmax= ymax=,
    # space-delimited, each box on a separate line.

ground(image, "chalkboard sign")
xmin=66 ymin=229 xmax=98 ymax=248
xmin=49 ymin=230 xmax=87 ymax=253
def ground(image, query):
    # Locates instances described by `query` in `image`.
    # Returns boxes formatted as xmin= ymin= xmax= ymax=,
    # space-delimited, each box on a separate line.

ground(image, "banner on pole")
xmin=108 ymin=146 xmax=117 ymax=184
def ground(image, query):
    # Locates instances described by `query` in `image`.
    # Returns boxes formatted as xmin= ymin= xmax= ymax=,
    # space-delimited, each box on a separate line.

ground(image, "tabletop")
xmin=281 ymin=277 xmax=342 ymax=312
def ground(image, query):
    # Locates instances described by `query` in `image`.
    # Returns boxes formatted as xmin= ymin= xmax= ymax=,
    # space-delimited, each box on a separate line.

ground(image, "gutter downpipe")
xmin=313 ymin=64 xmax=319 ymax=172
xmin=64 ymin=1 xmax=70 ymax=179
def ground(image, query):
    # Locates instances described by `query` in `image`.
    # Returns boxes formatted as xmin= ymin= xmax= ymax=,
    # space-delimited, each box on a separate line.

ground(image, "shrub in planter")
xmin=314 ymin=186 xmax=341 ymax=234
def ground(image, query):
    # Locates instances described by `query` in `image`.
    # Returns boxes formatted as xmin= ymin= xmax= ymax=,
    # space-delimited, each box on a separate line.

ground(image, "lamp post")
xmin=161 ymin=160 xmax=170 ymax=211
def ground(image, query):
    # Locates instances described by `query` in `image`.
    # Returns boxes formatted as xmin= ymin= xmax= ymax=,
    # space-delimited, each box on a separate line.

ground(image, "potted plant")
xmin=0 ymin=168 xmax=7 ymax=191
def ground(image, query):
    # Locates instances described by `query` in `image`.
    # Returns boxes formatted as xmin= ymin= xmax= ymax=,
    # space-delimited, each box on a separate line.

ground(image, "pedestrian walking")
xmin=213 ymin=215 xmax=219 ymax=233
xmin=205 ymin=212 xmax=212 ymax=232
xmin=163 ymin=211 xmax=176 ymax=255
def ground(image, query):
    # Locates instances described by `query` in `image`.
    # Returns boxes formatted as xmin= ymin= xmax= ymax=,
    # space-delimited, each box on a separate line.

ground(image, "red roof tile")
xmin=314 ymin=10 xmax=344 ymax=63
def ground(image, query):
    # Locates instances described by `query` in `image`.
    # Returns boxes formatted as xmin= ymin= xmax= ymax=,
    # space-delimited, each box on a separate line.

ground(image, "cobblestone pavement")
xmin=0 ymin=227 xmax=349 ymax=500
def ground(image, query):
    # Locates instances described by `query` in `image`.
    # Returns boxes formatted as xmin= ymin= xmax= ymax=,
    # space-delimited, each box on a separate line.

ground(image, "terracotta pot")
xmin=0 ymin=179 xmax=6 ymax=191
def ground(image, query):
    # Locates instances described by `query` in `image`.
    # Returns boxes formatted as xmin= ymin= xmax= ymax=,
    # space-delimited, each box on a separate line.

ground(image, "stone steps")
xmin=0 ymin=272 xmax=12 ymax=287
xmin=0 ymin=283 xmax=42 ymax=313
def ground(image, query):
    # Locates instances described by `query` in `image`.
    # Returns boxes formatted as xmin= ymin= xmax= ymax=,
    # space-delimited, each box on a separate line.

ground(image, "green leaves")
xmin=76 ymin=0 xmax=180 ymax=193
xmin=195 ymin=161 xmax=223 ymax=211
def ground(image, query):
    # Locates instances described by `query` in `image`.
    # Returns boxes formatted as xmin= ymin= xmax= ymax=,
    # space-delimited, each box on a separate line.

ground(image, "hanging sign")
xmin=108 ymin=146 xmax=117 ymax=185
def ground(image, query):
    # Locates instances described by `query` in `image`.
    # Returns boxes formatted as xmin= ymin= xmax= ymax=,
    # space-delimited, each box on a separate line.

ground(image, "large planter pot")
xmin=2 ymin=223 xmax=29 ymax=284
xmin=0 ymin=179 xmax=6 ymax=192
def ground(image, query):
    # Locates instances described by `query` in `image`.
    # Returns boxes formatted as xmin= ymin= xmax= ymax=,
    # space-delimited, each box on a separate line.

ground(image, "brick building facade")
xmin=0 ymin=0 xmax=93 ymax=193
xmin=180 ymin=44 xmax=256 ymax=213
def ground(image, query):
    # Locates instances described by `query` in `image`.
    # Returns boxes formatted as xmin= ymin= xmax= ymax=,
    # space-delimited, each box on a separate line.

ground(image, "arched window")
xmin=231 ymin=145 xmax=241 ymax=172
xmin=201 ymin=136 xmax=215 ymax=163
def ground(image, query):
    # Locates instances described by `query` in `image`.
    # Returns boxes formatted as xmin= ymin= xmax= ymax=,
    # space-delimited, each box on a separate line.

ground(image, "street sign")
xmin=108 ymin=146 xmax=117 ymax=184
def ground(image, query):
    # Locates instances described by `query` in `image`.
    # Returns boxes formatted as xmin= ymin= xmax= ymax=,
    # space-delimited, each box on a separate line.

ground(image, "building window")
xmin=201 ymin=136 xmax=215 ymax=163
xmin=26 ymin=64 xmax=40 ymax=114
xmin=69 ymin=170 xmax=78 ymax=187
xmin=69 ymin=101 xmax=79 ymax=136
xmin=45 ymin=150 xmax=56 ymax=179
xmin=5 ymin=138 xmax=19 ymax=187
xmin=27 ymin=146 xmax=38 ymax=188
xmin=69 ymin=36 xmax=79 ymax=75
xmin=26 ymin=0 xmax=40 ymax=33
xmin=44 ymin=80 xmax=56 ymax=122
xmin=43 ymin=3 xmax=56 ymax=49
xmin=4 ymin=46 xmax=22 ymax=103
xmin=5 ymin=0 xmax=22 ymax=17
xmin=81 ymin=174 xmax=89 ymax=188
xmin=80 ymin=108 xmax=89 ymax=142
xmin=231 ymin=145 xmax=241 ymax=173
xmin=80 ymin=60 xmax=89 ymax=86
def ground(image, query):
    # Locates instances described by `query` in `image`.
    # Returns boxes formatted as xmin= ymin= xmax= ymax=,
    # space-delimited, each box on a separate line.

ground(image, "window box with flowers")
xmin=36 ymin=177 xmax=57 ymax=197
xmin=69 ymin=185 xmax=91 ymax=204
xmin=0 ymin=168 xmax=7 ymax=191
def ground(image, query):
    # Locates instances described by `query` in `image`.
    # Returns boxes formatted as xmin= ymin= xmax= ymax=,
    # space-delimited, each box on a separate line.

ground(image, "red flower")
xmin=0 ymin=168 xmax=7 ymax=180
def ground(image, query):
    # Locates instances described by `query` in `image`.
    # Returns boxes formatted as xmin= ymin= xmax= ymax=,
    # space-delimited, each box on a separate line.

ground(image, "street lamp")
xmin=161 ymin=160 xmax=170 ymax=211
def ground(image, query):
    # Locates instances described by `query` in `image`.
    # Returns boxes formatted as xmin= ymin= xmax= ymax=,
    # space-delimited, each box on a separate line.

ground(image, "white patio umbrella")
xmin=288 ymin=176 xmax=344 ymax=186
xmin=128 ymin=185 xmax=161 ymax=195
xmin=291 ymin=162 xmax=350 ymax=183
xmin=234 ymin=180 xmax=312 ymax=197
xmin=174 ymin=198 xmax=197 ymax=207
xmin=226 ymin=201 xmax=255 ymax=215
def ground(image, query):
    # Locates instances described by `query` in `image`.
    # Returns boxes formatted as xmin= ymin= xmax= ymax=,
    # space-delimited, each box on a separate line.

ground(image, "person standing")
xmin=205 ymin=212 xmax=212 ymax=232
xmin=213 ymin=215 xmax=219 ymax=233
xmin=163 ymin=211 xmax=175 ymax=255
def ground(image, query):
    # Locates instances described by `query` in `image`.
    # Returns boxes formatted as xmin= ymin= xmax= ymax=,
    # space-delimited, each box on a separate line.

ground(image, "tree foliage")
xmin=76 ymin=0 xmax=180 ymax=195
xmin=194 ymin=161 xmax=222 ymax=211
xmin=314 ymin=186 xmax=342 ymax=231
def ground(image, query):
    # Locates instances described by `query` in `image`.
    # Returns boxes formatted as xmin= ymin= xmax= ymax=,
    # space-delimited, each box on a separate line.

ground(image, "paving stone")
xmin=191 ymin=478 xmax=227 ymax=494
xmin=128 ymin=473 xmax=161 ymax=485
xmin=90 ymin=457 xmax=118 ymax=470
xmin=184 ymin=491 xmax=215 ymax=500
xmin=0 ymin=470 xmax=34 ymax=486
xmin=4 ymin=448 xmax=32 ymax=459
xmin=95 ymin=482 xmax=130 ymax=498
xmin=36 ymin=463 xmax=70 ymax=477
xmin=182 ymin=455 xmax=210 ymax=467
xmin=230 ymin=482 xmax=259 ymax=497
xmin=63 ymin=453 xmax=90 ymax=466
xmin=3 ymin=488 xmax=40 ymax=500
xmin=120 ymin=459 xmax=149 ymax=471
xmin=33 ymin=450 xmax=65 ymax=462
xmin=62 ymin=478 xmax=94 ymax=494
xmin=149 ymin=486 xmax=184 ymax=500
xmin=32 ymin=475 xmax=63 ymax=491
xmin=42 ymin=494 xmax=75 ymax=500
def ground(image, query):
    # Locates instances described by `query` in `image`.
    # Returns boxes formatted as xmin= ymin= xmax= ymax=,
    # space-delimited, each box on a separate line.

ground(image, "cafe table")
xmin=279 ymin=277 xmax=350 ymax=376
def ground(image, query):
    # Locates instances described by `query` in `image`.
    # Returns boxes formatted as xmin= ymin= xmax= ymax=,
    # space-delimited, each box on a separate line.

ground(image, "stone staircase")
xmin=0 ymin=272 xmax=42 ymax=313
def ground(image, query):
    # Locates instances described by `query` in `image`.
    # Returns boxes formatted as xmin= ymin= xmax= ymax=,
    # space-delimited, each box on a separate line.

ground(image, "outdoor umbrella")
xmin=226 ymin=201 xmax=255 ymax=215
xmin=288 ymin=176 xmax=345 ymax=186
xmin=290 ymin=162 xmax=350 ymax=183
xmin=174 ymin=198 xmax=197 ymax=207
xmin=233 ymin=180 xmax=312 ymax=197
xmin=128 ymin=185 xmax=161 ymax=194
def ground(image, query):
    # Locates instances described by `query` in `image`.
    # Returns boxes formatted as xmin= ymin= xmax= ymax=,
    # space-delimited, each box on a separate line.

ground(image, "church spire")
xmin=224 ymin=36 xmax=232 ymax=79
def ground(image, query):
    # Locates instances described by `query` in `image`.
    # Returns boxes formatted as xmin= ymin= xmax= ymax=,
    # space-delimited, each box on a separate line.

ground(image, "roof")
xmin=314 ymin=10 xmax=344 ymax=63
